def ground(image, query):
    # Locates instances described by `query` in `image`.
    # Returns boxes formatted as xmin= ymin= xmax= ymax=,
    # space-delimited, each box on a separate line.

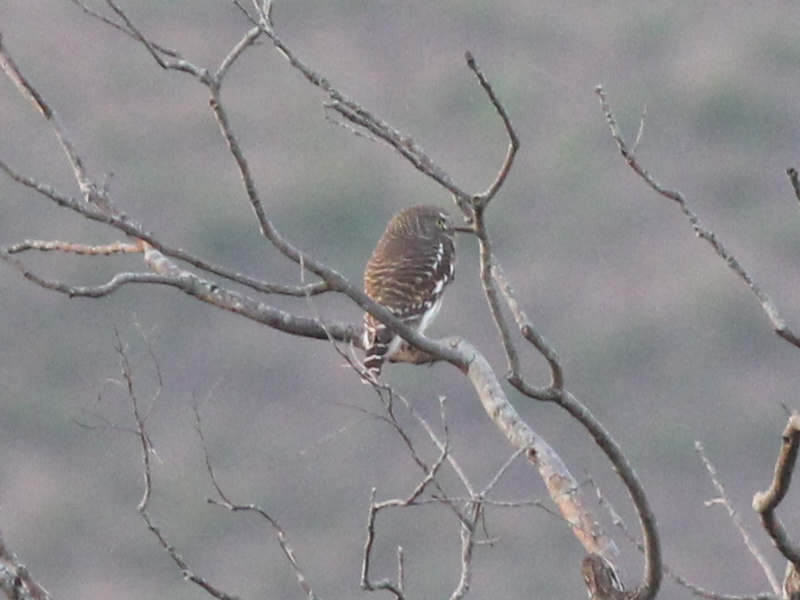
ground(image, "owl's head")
xmin=388 ymin=205 xmax=459 ymax=240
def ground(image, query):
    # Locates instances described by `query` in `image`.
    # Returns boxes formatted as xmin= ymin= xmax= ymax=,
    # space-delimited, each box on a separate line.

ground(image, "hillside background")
xmin=1 ymin=1 xmax=800 ymax=598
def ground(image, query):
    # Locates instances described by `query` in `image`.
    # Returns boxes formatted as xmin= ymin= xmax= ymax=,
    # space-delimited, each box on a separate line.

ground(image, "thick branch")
xmin=753 ymin=413 xmax=800 ymax=567
xmin=463 ymin=344 xmax=618 ymax=560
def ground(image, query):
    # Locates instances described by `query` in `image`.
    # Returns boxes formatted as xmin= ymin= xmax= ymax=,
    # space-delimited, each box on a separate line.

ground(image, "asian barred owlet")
xmin=363 ymin=205 xmax=462 ymax=378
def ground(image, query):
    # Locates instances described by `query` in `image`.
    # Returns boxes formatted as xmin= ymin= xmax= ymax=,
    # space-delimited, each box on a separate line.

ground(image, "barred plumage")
xmin=363 ymin=205 xmax=458 ymax=378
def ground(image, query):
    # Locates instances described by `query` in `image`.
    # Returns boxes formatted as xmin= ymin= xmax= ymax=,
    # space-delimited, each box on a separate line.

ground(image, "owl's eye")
xmin=436 ymin=217 xmax=447 ymax=228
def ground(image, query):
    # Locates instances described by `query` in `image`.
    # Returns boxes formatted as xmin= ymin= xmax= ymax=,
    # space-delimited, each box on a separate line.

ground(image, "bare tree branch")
xmin=0 ymin=31 xmax=107 ymax=209
xmin=7 ymin=239 xmax=141 ymax=255
xmin=241 ymin=2 xmax=473 ymax=210
xmin=753 ymin=413 xmax=800 ymax=568
xmin=0 ymin=6 xmax=676 ymax=599
xmin=0 ymin=155 xmax=330 ymax=298
xmin=0 ymin=530 xmax=52 ymax=600
xmin=194 ymin=405 xmax=321 ymax=600
xmin=66 ymin=0 xmax=181 ymax=57
xmin=596 ymin=85 xmax=800 ymax=351
xmin=100 ymin=333 xmax=243 ymax=600
xmin=464 ymin=51 xmax=519 ymax=210
xmin=696 ymin=442 xmax=780 ymax=594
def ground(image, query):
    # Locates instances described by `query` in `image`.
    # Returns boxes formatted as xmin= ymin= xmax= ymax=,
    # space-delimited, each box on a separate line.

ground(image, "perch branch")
xmin=1 ymin=6 xmax=477 ymax=372
xmin=464 ymin=346 xmax=618 ymax=560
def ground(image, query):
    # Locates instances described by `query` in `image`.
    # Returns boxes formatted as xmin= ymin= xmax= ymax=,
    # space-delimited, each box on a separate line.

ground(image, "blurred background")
xmin=1 ymin=1 xmax=800 ymax=598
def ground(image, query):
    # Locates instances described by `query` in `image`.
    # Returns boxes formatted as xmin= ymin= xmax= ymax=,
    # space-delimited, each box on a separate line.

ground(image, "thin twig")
xmin=597 ymin=85 xmax=800 ymax=351
xmin=66 ymin=0 xmax=181 ymax=57
xmin=632 ymin=104 xmax=647 ymax=154
xmin=0 ymin=31 xmax=103 ymax=207
xmin=465 ymin=51 xmax=519 ymax=210
xmin=106 ymin=333 xmax=241 ymax=600
xmin=696 ymin=441 xmax=780 ymax=594
xmin=194 ymin=405 xmax=320 ymax=600
xmin=451 ymin=501 xmax=478 ymax=600
xmin=478 ymin=447 xmax=527 ymax=499
xmin=593 ymin=480 xmax=773 ymax=600
xmin=106 ymin=0 xmax=208 ymax=79
xmin=473 ymin=206 xmax=520 ymax=385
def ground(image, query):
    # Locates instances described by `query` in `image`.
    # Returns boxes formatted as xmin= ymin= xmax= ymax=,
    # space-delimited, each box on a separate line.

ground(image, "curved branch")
xmin=752 ymin=413 xmax=800 ymax=568
xmin=0 ymin=250 xmax=178 ymax=297
xmin=557 ymin=391 xmax=660 ymax=600
xmin=478 ymin=241 xmax=660 ymax=597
